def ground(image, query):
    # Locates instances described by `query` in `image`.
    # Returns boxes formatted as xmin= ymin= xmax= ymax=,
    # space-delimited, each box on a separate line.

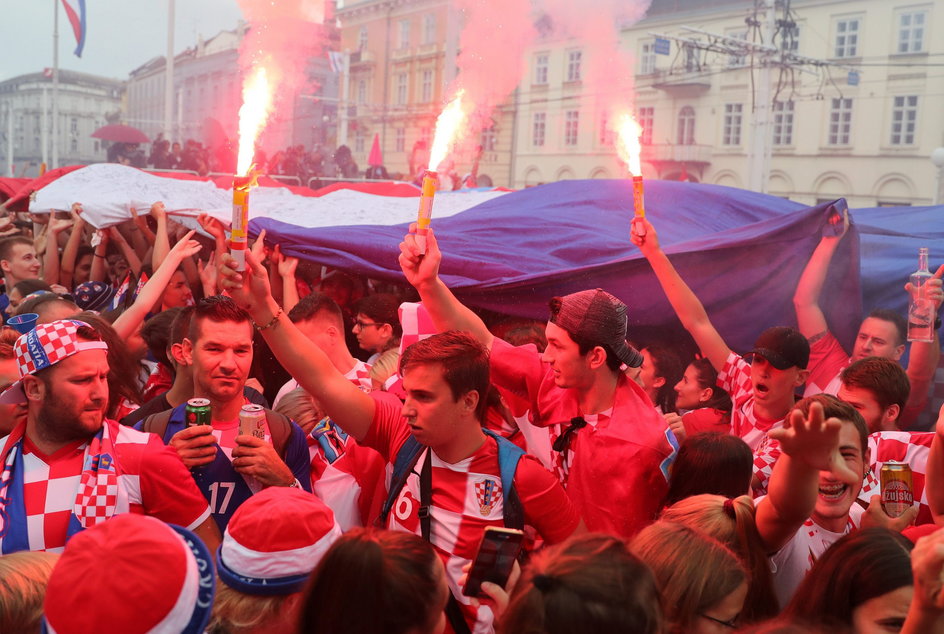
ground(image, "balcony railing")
xmin=642 ymin=143 xmax=712 ymax=165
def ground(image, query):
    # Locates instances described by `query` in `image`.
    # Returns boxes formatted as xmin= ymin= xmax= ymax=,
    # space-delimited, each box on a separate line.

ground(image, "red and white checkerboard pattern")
xmin=718 ymin=352 xmax=785 ymax=451
xmin=74 ymin=479 xmax=119 ymax=527
xmin=15 ymin=321 xmax=82 ymax=375
xmin=858 ymin=431 xmax=934 ymax=525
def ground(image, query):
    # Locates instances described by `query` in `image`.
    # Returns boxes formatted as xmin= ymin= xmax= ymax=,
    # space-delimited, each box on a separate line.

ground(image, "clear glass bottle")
xmin=908 ymin=247 xmax=935 ymax=343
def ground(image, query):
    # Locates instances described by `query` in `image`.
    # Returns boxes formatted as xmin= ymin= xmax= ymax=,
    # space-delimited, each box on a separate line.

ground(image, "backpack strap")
xmin=483 ymin=429 xmax=526 ymax=530
xmin=378 ymin=435 xmax=425 ymax=526
xmin=140 ymin=409 xmax=175 ymax=442
xmin=264 ymin=410 xmax=292 ymax=458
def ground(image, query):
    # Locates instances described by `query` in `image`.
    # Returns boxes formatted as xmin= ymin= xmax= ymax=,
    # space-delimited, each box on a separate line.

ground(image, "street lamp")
xmin=931 ymin=147 xmax=944 ymax=206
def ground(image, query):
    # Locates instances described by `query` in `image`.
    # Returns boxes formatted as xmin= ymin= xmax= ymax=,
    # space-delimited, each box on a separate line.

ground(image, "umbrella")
xmin=367 ymin=133 xmax=383 ymax=167
xmin=91 ymin=124 xmax=150 ymax=145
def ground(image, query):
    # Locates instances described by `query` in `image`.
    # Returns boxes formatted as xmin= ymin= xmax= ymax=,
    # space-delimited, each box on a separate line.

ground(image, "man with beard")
xmin=147 ymin=296 xmax=311 ymax=531
xmin=0 ymin=320 xmax=218 ymax=553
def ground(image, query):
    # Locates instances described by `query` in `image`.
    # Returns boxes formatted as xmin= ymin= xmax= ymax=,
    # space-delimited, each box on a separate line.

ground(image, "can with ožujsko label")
xmin=185 ymin=398 xmax=211 ymax=427
xmin=239 ymin=404 xmax=266 ymax=439
xmin=880 ymin=461 xmax=914 ymax=518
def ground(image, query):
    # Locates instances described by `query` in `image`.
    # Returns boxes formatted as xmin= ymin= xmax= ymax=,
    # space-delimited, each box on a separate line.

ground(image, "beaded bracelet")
xmin=253 ymin=306 xmax=283 ymax=331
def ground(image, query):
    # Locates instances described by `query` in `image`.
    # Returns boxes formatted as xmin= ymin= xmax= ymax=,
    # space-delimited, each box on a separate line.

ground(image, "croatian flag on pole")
xmin=60 ymin=0 xmax=87 ymax=58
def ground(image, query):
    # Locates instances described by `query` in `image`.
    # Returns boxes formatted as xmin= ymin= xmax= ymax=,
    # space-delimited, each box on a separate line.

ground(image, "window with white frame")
xmin=566 ymin=50 xmax=582 ymax=82
xmin=637 ymin=106 xmax=654 ymax=145
xmin=780 ymin=23 xmax=800 ymax=52
xmin=834 ymin=17 xmax=860 ymax=58
xmin=564 ymin=110 xmax=579 ymax=145
xmin=772 ymin=101 xmax=794 ymax=145
xmin=395 ymin=128 xmax=405 ymax=153
xmin=599 ymin=112 xmax=614 ymax=146
xmin=421 ymin=70 xmax=433 ymax=103
xmin=356 ymin=79 xmax=366 ymax=104
xmin=355 ymin=132 xmax=365 ymax=153
xmin=896 ymin=10 xmax=927 ymax=54
xmin=723 ymin=104 xmax=743 ymax=145
xmin=534 ymin=53 xmax=549 ymax=85
xmin=423 ymin=14 xmax=436 ymax=45
xmin=358 ymin=26 xmax=368 ymax=50
xmin=533 ymin=112 xmax=546 ymax=147
xmin=890 ymin=95 xmax=918 ymax=145
xmin=395 ymin=73 xmax=408 ymax=105
xmin=640 ymin=42 xmax=656 ymax=74
xmin=726 ymin=29 xmax=747 ymax=67
xmin=398 ymin=19 xmax=410 ymax=50
xmin=677 ymin=106 xmax=695 ymax=145
xmin=828 ymin=98 xmax=853 ymax=145
xmin=684 ymin=44 xmax=700 ymax=72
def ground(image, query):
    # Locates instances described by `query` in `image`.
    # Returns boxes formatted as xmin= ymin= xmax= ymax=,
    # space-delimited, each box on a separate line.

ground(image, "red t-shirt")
xmin=363 ymin=393 xmax=579 ymax=633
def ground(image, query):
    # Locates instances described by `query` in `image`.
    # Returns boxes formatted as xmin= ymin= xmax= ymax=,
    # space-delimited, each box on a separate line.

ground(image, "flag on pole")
xmin=60 ymin=0 xmax=87 ymax=58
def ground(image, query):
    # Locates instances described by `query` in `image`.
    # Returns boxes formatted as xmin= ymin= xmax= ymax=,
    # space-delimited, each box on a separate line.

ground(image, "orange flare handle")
xmin=416 ymin=170 xmax=437 ymax=254
xmin=231 ymin=174 xmax=255 ymax=272
xmin=631 ymin=176 xmax=647 ymax=237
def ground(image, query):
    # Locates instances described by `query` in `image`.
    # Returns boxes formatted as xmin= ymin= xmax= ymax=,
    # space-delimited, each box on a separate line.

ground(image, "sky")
xmin=2 ymin=0 xmax=246 ymax=81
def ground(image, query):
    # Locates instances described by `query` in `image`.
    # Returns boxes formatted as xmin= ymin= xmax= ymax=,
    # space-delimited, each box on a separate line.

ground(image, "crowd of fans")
xmin=0 ymin=196 xmax=942 ymax=634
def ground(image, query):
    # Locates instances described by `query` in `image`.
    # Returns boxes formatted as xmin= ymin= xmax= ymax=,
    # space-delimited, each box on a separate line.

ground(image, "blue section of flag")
xmin=61 ymin=0 xmax=87 ymax=58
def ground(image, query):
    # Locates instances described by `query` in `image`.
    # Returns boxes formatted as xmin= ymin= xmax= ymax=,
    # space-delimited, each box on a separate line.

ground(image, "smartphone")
xmin=462 ymin=527 xmax=525 ymax=597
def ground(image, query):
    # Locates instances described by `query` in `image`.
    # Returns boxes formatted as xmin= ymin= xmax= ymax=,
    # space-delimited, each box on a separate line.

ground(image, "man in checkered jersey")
xmin=151 ymin=296 xmax=312 ymax=531
xmin=399 ymin=228 xmax=677 ymax=539
xmin=218 ymin=250 xmax=581 ymax=634
xmin=0 ymin=319 xmax=218 ymax=553
xmin=633 ymin=218 xmax=809 ymax=496
xmin=793 ymin=214 xmax=943 ymax=427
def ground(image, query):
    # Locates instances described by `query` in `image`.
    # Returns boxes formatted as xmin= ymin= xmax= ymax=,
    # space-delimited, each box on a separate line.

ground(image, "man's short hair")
xmin=16 ymin=295 xmax=79 ymax=320
xmin=188 ymin=296 xmax=252 ymax=343
xmin=170 ymin=305 xmax=196 ymax=346
xmin=353 ymin=293 xmax=402 ymax=340
xmin=288 ymin=292 xmax=344 ymax=330
xmin=793 ymin=394 xmax=868 ymax=457
xmin=0 ymin=236 xmax=33 ymax=263
xmin=400 ymin=330 xmax=489 ymax=420
xmin=865 ymin=309 xmax=908 ymax=347
xmin=840 ymin=357 xmax=910 ymax=414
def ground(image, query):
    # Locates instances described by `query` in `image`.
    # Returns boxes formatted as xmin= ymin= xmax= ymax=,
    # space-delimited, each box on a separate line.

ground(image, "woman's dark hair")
xmin=689 ymin=358 xmax=733 ymax=412
xmin=73 ymin=312 xmax=144 ymax=417
xmin=11 ymin=279 xmax=53 ymax=298
xmin=644 ymin=344 xmax=685 ymax=413
xmin=783 ymin=528 xmax=913 ymax=629
xmin=299 ymin=528 xmax=444 ymax=634
xmin=501 ymin=533 xmax=663 ymax=634
xmin=664 ymin=432 xmax=753 ymax=507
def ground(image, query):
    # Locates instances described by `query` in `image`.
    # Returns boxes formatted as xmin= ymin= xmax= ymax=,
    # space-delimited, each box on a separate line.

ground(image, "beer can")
xmin=185 ymin=398 xmax=212 ymax=427
xmin=880 ymin=461 xmax=914 ymax=518
xmin=239 ymin=404 xmax=266 ymax=439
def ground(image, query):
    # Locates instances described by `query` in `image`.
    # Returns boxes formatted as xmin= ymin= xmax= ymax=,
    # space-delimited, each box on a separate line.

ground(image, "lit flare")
xmin=614 ymin=113 xmax=646 ymax=236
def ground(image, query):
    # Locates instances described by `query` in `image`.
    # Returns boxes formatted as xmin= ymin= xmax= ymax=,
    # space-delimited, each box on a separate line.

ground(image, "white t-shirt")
xmin=768 ymin=502 xmax=864 ymax=607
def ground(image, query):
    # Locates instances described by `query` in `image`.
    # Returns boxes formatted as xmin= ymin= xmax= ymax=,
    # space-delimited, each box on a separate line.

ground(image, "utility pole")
xmin=52 ymin=0 xmax=60 ymax=169
xmin=649 ymin=0 xmax=856 ymax=194
xmin=338 ymin=52 xmax=350 ymax=147
xmin=164 ymin=0 xmax=175 ymax=140
xmin=747 ymin=0 xmax=774 ymax=193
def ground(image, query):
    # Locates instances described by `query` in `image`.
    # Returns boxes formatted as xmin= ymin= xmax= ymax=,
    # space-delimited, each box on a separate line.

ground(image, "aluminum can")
xmin=185 ymin=398 xmax=211 ymax=427
xmin=880 ymin=461 xmax=914 ymax=518
xmin=239 ymin=404 xmax=266 ymax=439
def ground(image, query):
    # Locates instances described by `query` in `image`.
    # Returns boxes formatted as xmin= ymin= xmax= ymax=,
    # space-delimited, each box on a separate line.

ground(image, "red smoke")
xmin=235 ymin=0 xmax=329 ymax=155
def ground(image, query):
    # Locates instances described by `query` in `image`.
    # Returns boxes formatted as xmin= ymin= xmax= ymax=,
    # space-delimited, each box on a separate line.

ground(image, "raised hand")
xmin=199 ymin=251 xmax=219 ymax=296
xmin=630 ymin=217 xmax=661 ymax=256
xmin=398 ymin=223 xmax=442 ymax=290
xmin=219 ymin=249 xmax=272 ymax=312
xmin=197 ymin=212 xmax=227 ymax=243
xmin=905 ymin=264 xmax=944 ymax=311
xmin=768 ymin=401 xmax=860 ymax=485
xmin=150 ymin=201 xmax=167 ymax=222
xmin=168 ymin=229 xmax=201 ymax=261
xmin=250 ymin=228 xmax=268 ymax=264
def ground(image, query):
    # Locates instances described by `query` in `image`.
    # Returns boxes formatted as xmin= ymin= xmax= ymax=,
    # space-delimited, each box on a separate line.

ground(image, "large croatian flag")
xmin=60 ymin=0 xmax=87 ymax=58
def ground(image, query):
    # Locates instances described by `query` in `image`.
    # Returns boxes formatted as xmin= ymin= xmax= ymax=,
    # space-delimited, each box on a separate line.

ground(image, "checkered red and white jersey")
xmin=803 ymin=331 xmax=848 ymax=397
xmin=365 ymin=394 xmax=579 ymax=633
xmin=274 ymin=360 xmax=373 ymax=409
xmin=858 ymin=431 xmax=934 ymax=525
xmin=717 ymin=352 xmax=786 ymax=451
xmin=9 ymin=420 xmax=210 ymax=553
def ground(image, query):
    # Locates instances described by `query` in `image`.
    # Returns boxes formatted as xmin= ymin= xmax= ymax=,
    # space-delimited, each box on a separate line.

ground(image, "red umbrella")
xmin=91 ymin=124 xmax=150 ymax=144
xmin=367 ymin=133 xmax=383 ymax=167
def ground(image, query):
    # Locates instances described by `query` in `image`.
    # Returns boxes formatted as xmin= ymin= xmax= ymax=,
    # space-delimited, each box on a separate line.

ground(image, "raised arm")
xmin=925 ymin=405 xmax=944 ymax=525
xmin=111 ymin=231 xmax=201 ymax=340
xmin=218 ymin=249 xmax=376 ymax=441
xmin=42 ymin=216 xmax=73 ymax=287
xmin=107 ymin=226 xmax=142 ymax=277
xmin=631 ymin=217 xmax=731 ymax=372
xmin=398 ymin=225 xmax=494 ymax=348
xmin=901 ymin=265 xmax=944 ymax=427
xmin=59 ymin=204 xmax=86 ymax=288
xmin=792 ymin=215 xmax=849 ymax=339
xmin=89 ymin=229 xmax=109 ymax=282
xmin=151 ymin=201 xmax=170 ymax=271
xmin=754 ymin=402 xmax=859 ymax=553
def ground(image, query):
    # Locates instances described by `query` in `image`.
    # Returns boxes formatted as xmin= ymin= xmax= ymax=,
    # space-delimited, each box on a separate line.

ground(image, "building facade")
xmin=514 ymin=0 xmax=944 ymax=206
xmin=0 ymin=71 xmax=123 ymax=178
xmin=336 ymin=0 xmax=516 ymax=185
